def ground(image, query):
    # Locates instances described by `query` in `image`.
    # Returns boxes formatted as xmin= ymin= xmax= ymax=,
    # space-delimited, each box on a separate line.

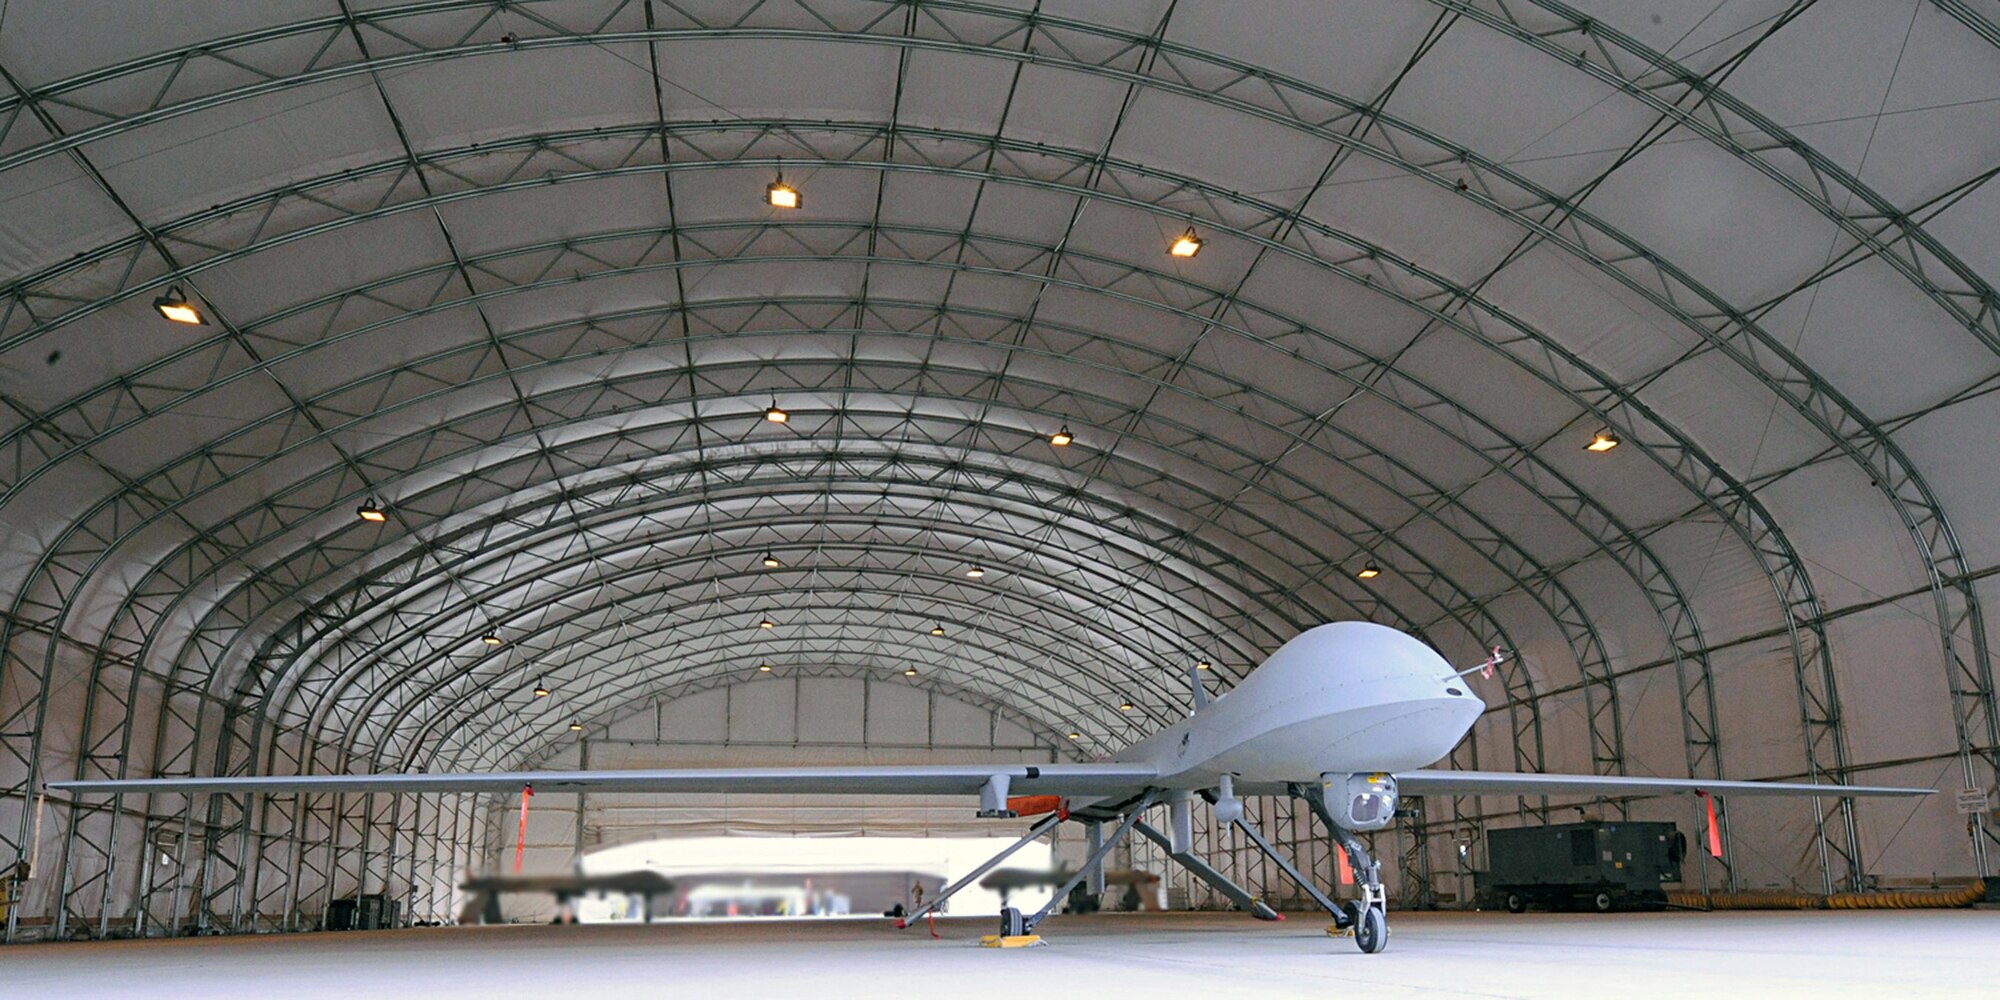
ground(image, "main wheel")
xmin=1354 ymin=906 xmax=1388 ymax=953
xmin=1504 ymin=892 xmax=1527 ymax=914
xmin=999 ymin=906 xmax=1026 ymax=937
xmin=1592 ymin=891 xmax=1614 ymax=913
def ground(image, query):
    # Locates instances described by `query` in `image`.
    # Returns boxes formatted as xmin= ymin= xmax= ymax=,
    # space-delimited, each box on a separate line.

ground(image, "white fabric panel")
xmin=1640 ymin=347 xmax=1829 ymax=481
xmin=995 ymin=62 xmax=1131 ymax=150
xmin=1707 ymin=642 xmax=1812 ymax=781
xmin=962 ymin=180 xmax=1087 ymax=247
xmin=1306 ymin=169 xmax=1529 ymax=293
xmin=729 ymin=680 xmax=797 ymax=743
xmin=434 ymin=173 xmax=676 ymax=258
xmin=1720 ymin=4 xmax=1933 ymax=145
xmin=1614 ymin=663 xmax=1695 ymax=780
xmin=1563 ymin=1 xmax=1788 ymax=69
xmin=0 ymin=2 xmax=324 ymax=91
xmin=1855 ymin=758 xmax=1980 ymax=882
xmin=654 ymin=37 xmax=900 ymax=120
xmin=1109 ymin=87 xmax=1335 ymax=202
xmin=196 ymin=209 xmax=454 ymax=318
xmin=1562 ymin=553 xmax=1675 ymax=671
xmin=0 ymin=154 xmax=136 ymax=278
xmin=1760 ymin=460 xmax=1931 ymax=609
xmin=1383 ymin=22 xmax=1655 ymax=188
xmin=1473 ymin=242 xmax=1708 ymax=386
xmin=1647 ymin=520 xmax=1783 ymax=646
xmin=1168 ymin=0 xmax=1436 ymax=98
xmin=897 ymin=47 xmax=1018 ymax=133
xmin=91 ymin=78 xmax=400 ymax=222
xmin=380 ymin=46 xmax=659 ymax=147
xmin=1825 ymin=599 xmax=1959 ymax=767
xmin=796 ymin=678 xmax=865 ymax=743
xmin=1233 ymin=251 xmax=1432 ymax=360
xmin=1777 ymin=256 xmax=2000 ymax=418
xmin=1583 ymin=140 xmax=1843 ymax=306
xmin=864 ymin=683 xmax=931 ymax=744
xmin=661 ymin=687 xmax=731 ymax=743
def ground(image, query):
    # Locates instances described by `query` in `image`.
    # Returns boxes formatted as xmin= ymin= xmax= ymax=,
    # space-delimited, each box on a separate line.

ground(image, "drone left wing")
xmin=46 ymin=762 xmax=1160 ymax=798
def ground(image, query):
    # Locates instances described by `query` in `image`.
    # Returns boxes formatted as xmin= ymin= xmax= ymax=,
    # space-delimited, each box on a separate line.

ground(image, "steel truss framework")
xmin=0 ymin=0 xmax=1993 ymax=939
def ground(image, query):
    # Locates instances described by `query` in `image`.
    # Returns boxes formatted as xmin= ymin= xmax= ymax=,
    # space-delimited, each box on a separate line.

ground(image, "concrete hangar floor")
xmin=8 ymin=911 xmax=1992 ymax=999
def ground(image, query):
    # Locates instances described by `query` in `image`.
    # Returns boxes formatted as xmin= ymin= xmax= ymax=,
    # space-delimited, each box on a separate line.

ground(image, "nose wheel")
xmin=1354 ymin=902 xmax=1388 ymax=953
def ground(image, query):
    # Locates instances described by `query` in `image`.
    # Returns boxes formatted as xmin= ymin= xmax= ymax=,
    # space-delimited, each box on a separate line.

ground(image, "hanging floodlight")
xmin=762 ymin=552 xmax=781 ymax=568
xmin=1049 ymin=426 xmax=1074 ymax=447
xmin=480 ymin=630 xmax=503 ymax=647
xmin=965 ymin=566 xmax=985 ymax=579
xmin=1169 ymin=228 xmax=1203 ymax=258
xmin=904 ymin=667 xmax=918 ymax=677
xmin=766 ymin=173 xmax=800 ymax=209
xmin=758 ymin=662 xmax=773 ymax=672
xmin=1119 ymin=701 xmax=1134 ymax=711
xmin=1196 ymin=659 xmax=1211 ymax=672
xmin=1067 ymin=731 xmax=1081 ymax=740
xmin=1356 ymin=560 xmax=1381 ymax=580
xmin=355 ymin=499 xmax=388 ymax=523
xmin=152 ymin=286 xmax=208 ymax=325
xmin=759 ymin=616 xmax=776 ymax=630
xmin=1585 ymin=428 xmax=1621 ymax=453
xmin=765 ymin=400 xmax=789 ymax=423
xmin=568 ymin=722 xmax=584 ymax=732
xmin=532 ymin=679 xmax=551 ymax=698
xmin=929 ymin=624 xmax=946 ymax=637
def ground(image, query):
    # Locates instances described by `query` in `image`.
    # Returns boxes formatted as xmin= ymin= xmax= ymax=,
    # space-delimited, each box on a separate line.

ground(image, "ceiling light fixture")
xmin=759 ymin=617 xmax=776 ymax=630
xmin=1169 ymin=228 xmax=1203 ymax=258
xmin=568 ymin=722 xmax=584 ymax=732
xmin=929 ymin=624 xmax=946 ymax=637
xmin=152 ymin=286 xmax=208 ymax=325
xmin=1585 ymin=428 xmax=1621 ymax=453
xmin=904 ymin=667 xmax=918 ymax=677
xmin=766 ymin=173 xmax=800 ymax=209
xmin=1356 ymin=560 xmax=1381 ymax=580
xmin=533 ymin=679 xmax=551 ymax=698
xmin=480 ymin=630 xmax=503 ymax=647
xmin=966 ymin=566 xmax=985 ymax=579
xmin=355 ymin=499 xmax=387 ymax=523
xmin=762 ymin=552 xmax=781 ymax=568
xmin=765 ymin=400 xmax=789 ymax=423
xmin=1196 ymin=659 xmax=1211 ymax=671
xmin=1049 ymin=426 xmax=1074 ymax=447
xmin=1067 ymin=731 xmax=1081 ymax=740
xmin=758 ymin=662 xmax=773 ymax=672
xmin=1119 ymin=701 xmax=1134 ymax=711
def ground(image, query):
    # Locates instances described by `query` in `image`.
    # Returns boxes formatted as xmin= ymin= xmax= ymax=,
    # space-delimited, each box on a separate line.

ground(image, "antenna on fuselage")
xmin=1188 ymin=661 xmax=1209 ymax=715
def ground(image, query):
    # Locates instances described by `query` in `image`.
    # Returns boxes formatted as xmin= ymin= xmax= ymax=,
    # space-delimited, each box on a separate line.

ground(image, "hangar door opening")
xmin=577 ymin=836 xmax=1055 ymax=922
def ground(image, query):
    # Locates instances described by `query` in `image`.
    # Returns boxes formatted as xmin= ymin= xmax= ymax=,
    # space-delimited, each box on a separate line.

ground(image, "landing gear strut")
xmin=1336 ymin=836 xmax=1390 ymax=953
xmin=1296 ymin=781 xmax=1391 ymax=954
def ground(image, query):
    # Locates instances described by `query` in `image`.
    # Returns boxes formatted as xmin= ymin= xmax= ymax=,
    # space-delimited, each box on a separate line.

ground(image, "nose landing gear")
xmin=1297 ymin=780 xmax=1393 ymax=954
xmin=1329 ymin=858 xmax=1391 ymax=953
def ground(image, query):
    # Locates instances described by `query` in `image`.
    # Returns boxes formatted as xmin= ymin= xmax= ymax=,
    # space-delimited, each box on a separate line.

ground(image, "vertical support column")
xmin=573 ymin=737 xmax=590 ymax=867
xmin=1396 ymin=795 xmax=1433 ymax=910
